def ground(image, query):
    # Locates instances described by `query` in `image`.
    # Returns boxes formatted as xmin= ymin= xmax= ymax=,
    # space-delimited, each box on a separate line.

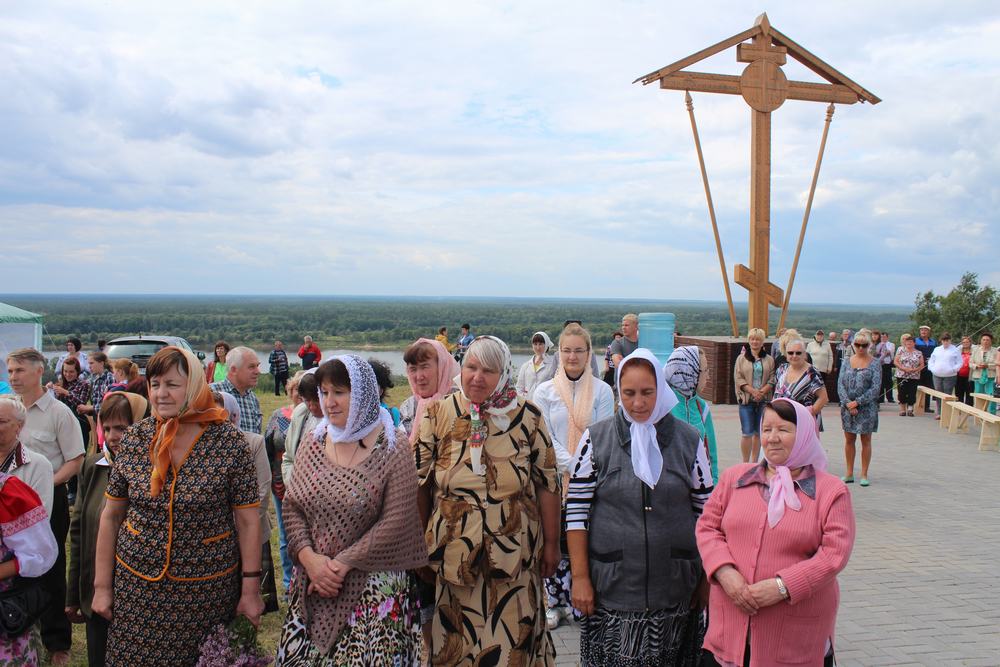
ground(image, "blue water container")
xmin=638 ymin=312 xmax=676 ymax=367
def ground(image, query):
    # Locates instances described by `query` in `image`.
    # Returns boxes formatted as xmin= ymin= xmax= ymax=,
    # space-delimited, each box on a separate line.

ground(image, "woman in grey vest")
xmin=565 ymin=348 xmax=714 ymax=666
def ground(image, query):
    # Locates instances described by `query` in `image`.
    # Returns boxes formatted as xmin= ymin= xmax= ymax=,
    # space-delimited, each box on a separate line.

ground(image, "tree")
xmin=911 ymin=272 xmax=1000 ymax=338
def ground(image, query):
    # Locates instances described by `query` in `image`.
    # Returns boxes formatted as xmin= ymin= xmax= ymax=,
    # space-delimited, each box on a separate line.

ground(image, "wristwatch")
xmin=775 ymin=576 xmax=790 ymax=600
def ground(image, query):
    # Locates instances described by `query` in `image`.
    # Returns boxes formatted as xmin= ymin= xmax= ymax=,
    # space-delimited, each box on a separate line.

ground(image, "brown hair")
xmin=59 ymin=357 xmax=82 ymax=385
xmin=145 ymin=347 xmax=190 ymax=381
xmin=619 ymin=357 xmax=656 ymax=382
xmin=5 ymin=348 xmax=46 ymax=368
xmin=315 ymin=359 xmax=350 ymax=390
xmin=90 ymin=351 xmax=108 ymax=365
xmin=765 ymin=400 xmax=798 ymax=425
xmin=298 ymin=372 xmax=319 ymax=402
xmin=99 ymin=393 xmax=139 ymax=427
xmin=111 ymin=359 xmax=139 ymax=381
xmin=403 ymin=341 xmax=436 ymax=366
xmin=213 ymin=340 xmax=231 ymax=363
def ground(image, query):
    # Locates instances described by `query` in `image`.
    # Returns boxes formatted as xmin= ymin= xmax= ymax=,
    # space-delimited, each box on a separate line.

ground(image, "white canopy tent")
xmin=0 ymin=302 xmax=44 ymax=383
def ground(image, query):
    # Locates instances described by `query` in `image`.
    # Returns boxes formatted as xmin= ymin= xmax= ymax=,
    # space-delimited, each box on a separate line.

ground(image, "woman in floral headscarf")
xmin=697 ymin=399 xmax=855 ymax=667
xmin=416 ymin=336 xmax=561 ymax=666
xmin=665 ymin=345 xmax=720 ymax=485
xmin=276 ymin=355 xmax=428 ymax=666
xmin=91 ymin=347 xmax=263 ymax=667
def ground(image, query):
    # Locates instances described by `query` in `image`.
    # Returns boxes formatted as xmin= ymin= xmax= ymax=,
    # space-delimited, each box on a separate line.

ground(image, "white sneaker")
xmin=545 ymin=608 xmax=561 ymax=630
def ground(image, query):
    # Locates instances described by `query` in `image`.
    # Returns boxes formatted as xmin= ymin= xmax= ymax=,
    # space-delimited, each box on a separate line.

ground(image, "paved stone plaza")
xmin=549 ymin=401 xmax=1000 ymax=666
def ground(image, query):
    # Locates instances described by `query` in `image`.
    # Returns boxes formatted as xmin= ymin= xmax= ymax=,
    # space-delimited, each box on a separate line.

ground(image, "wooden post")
xmin=778 ymin=103 xmax=835 ymax=331
xmin=686 ymin=92 xmax=740 ymax=337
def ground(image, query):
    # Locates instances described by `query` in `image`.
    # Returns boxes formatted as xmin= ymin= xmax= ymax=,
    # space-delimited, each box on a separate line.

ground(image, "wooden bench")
xmin=971 ymin=392 xmax=1000 ymax=415
xmin=915 ymin=386 xmax=956 ymax=422
xmin=948 ymin=401 xmax=1000 ymax=452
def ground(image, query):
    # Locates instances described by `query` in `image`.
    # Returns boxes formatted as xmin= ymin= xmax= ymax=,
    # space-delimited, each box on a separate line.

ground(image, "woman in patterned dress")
xmin=838 ymin=332 xmax=881 ymax=487
xmin=416 ymin=336 xmax=561 ymax=666
xmin=276 ymin=355 xmax=427 ymax=666
xmin=91 ymin=347 xmax=264 ymax=667
xmin=0 ymin=469 xmax=58 ymax=666
xmin=774 ymin=337 xmax=829 ymax=431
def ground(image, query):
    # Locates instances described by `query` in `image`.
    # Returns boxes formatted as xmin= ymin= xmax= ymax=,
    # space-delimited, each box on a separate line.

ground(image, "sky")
xmin=2 ymin=1 xmax=999 ymax=305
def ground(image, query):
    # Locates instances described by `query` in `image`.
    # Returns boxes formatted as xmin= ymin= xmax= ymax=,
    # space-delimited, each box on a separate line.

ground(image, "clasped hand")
xmin=305 ymin=553 xmax=350 ymax=598
xmin=714 ymin=565 xmax=785 ymax=616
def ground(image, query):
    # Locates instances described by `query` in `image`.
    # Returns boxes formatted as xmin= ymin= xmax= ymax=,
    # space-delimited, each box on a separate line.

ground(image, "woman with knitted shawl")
xmin=531 ymin=323 xmax=614 ymax=630
xmin=276 ymin=355 xmax=427 ymax=665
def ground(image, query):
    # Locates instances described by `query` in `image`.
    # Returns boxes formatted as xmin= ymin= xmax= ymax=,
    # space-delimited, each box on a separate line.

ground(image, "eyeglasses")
xmin=561 ymin=348 xmax=588 ymax=356
xmin=786 ymin=351 xmax=803 ymax=356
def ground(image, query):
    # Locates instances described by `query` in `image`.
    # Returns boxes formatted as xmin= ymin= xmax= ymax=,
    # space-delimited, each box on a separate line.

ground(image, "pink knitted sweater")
xmin=697 ymin=463 xmax=855 ymax=667
xmin=283 ymin=430 xmax=428 ymax=653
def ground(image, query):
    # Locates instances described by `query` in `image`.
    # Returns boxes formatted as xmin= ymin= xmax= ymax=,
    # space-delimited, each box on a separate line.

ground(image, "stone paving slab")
xmin=550 ymin=401 xmax=1000 ymax=666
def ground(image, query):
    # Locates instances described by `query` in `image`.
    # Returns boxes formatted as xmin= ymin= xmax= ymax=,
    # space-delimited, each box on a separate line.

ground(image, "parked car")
xmin=105 ymin=335 xmax=205 ymax=374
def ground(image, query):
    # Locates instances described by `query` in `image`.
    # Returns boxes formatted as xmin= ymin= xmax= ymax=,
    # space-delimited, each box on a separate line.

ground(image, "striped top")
xmin=565 ymin=427 xmax=713 ymax=532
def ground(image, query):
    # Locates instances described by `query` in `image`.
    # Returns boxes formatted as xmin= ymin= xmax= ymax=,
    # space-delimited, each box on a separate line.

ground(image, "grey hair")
xmin=226 ymin=346 xmax=257 ymax=369
xmin=464 ymin=337 xmax=510 ymax=374
xmin=0 ymin=396 xmax=27 ymax=425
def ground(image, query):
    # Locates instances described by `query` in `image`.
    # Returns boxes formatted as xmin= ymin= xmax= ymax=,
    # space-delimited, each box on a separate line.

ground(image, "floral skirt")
xmin=580 ymin=605 xmax=705 ymax=667
xmin=276 ymin=570 xmax=420 ymax=667
xmin=0 ymin=626 xmax=41 ymax=666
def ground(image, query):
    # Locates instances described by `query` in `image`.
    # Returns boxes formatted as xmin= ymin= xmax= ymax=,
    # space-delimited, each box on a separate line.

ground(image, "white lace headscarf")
xmin=616 ymin=348 xmax=679 ymax=489
xmin=312 ymin=355 xmax=397 ymax=450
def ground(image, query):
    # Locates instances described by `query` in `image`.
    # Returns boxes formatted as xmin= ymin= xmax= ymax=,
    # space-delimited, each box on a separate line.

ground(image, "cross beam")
xmin=658 ymin=71 xmax=861 ymax=105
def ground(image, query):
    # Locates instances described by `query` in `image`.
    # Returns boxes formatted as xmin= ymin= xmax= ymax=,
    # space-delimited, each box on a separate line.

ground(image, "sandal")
xmin=907 ymin=410 xmax=914 ymax=417
xmin=898 ymin=410 xmax=906 ymax=416
xmin=859 ymin=478 xmax=870 ymax=487
xmin=841 ymin=475 xmax=854 ymax=484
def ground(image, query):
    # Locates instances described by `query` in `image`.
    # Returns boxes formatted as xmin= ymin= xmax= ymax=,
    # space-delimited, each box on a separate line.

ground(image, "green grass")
xmin=61 ymin=386 xmax=416 ymax=666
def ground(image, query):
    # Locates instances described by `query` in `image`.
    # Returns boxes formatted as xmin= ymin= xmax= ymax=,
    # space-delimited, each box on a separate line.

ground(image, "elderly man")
xmin=7 ymin=348 xmax=84 ymax=666
xmin=211 ymin=346 xmax=263 ymax=434
xmin=297 ymin=335 xmax=322 ymax=370
xmin=915 ymin=325 xmax=938 ymax=412
xmin=268 ymin=340 xmax=290 ymax=396
xmin=0 ymin=395 xmax=55 ymax=514
xmin=610 ymin=313 xmax=639 ymax=367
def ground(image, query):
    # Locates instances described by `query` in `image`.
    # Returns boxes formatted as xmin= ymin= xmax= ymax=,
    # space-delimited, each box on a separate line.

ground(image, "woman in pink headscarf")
xmin=697 ymin=399 xmax=856 ymax=667
xmin=397 ymin=337 xmax=461 ymax=650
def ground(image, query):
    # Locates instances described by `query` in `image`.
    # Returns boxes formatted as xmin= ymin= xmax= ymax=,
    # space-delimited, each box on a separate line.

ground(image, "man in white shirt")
xmin=928 ymin=333 xmax=963 ymax=419
xmin=7 ymin=348 xmax=84 ymax=665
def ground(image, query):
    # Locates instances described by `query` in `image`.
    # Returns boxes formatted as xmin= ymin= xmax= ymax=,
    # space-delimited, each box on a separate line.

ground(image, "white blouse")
xmin=531 ymin=375 xmax=615 ymax=476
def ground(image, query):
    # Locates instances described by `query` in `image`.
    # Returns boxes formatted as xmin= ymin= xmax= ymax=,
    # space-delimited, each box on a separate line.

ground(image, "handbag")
xmin=0 ymin=576 xmax=50 ymax=638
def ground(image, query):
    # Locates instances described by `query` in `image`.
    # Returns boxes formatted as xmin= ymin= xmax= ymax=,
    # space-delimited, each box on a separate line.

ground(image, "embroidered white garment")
xmin=313 ymin=354 xmax=397 ymax=450
xmin=616 ymin=348 xmax=678 ymax=489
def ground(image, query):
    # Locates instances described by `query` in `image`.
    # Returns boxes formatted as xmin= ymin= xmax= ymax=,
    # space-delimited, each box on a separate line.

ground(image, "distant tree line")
xmin=3 ymin=295 xmax=915 ymax=351
xmin=911 ymin=272 xmax=1000 ymax=340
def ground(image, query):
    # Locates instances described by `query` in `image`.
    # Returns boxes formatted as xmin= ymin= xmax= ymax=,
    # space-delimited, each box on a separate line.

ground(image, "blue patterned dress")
xmin=838 ymin=357 xmax=882 ymax=434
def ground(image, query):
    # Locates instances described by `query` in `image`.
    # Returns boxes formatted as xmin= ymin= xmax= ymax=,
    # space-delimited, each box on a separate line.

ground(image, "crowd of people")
xmin=0 ymin=317 xmax=985 ymax=666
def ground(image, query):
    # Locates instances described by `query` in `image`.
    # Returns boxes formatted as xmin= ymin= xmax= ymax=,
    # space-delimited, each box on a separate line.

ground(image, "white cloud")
xmin=1 ymin=1 xmax=999 ymax=303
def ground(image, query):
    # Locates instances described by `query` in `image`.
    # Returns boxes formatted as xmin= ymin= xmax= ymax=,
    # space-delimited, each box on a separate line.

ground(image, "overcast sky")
xmin=2 ymin=1 xmax=998 ymax=304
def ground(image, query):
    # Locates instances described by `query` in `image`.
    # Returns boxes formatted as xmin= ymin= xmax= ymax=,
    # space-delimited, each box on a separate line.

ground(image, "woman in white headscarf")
xmin=565 ymin=348 xmax=713 ymax=667
xmin=276 ymin=355 xmax=428 ymax=666
xmin=416 ymin=336 xmax=561 ymax=666
xmin=532 ymin=323 xmax=615 ymax=630
xmin=516 ymin=330 xmax=556 ymax=398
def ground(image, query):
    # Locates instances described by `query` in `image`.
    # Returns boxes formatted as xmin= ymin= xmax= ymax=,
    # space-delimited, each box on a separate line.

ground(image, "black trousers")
xmin=919 ymin=368 xmax=934 ymax=410
xmin=85 ymin=613 xmax=109 ymax=667
xmin=956 ymin=375 xmax=973 ymax=405
xmin=40 ymin=483 xmax=72 ymax=651
xmin=881 ymin=364 xmax=895 ymax=401
xmin=701 ymin=647 xmax=834 ymax=667
xmin=273 ymin=371 xmax=289 ymax=396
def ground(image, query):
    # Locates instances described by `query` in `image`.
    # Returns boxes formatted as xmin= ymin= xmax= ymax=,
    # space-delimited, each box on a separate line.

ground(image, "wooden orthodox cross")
xmin=636 ymin=14 xmax=879 ymax=335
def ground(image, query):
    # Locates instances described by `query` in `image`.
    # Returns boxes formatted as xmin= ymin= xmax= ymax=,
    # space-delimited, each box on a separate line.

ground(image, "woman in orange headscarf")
xmin=91 ymin=347 xmax=263 ymax=667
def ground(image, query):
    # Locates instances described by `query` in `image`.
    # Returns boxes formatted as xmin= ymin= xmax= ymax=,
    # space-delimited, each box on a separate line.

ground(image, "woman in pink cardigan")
xmin=697 ymin=398 xmax=855 ymax=667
